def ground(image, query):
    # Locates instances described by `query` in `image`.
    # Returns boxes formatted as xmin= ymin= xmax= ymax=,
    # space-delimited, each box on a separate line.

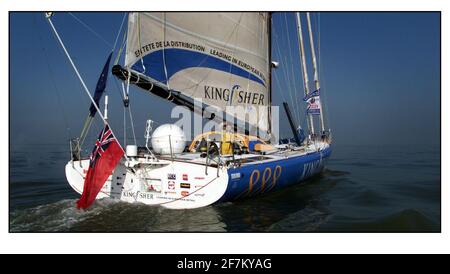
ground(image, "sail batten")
xmin=125 ymin=12 xmax=271 ymax=133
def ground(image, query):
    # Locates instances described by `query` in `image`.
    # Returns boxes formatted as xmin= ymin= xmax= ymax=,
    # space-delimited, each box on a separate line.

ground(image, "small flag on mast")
xmin=303 ymin=88 xmax=321 ymax=115
xmin=303 ymin=88 xmax=320 ymax=102
xmin=76 ymin=124 xmax=123 ymax=209
xmin=89 ymin=52 xmax=112 ymax=118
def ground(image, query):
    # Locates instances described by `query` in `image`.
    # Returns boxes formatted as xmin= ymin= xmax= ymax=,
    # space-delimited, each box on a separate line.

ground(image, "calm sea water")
xmin=9 ymin=143 xmax=440 ymax=232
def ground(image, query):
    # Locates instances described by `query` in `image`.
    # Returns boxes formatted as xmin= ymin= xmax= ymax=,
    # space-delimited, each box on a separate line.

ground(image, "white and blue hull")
xmin=66 ymin=143 xmax=331 ymax=209
xmin=218 ymin=145 xmax=331 ymax=203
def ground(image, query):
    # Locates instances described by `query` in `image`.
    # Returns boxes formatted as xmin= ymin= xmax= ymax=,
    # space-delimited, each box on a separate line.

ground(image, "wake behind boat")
xmin=47 ymin=12 xmax=332 ymax=209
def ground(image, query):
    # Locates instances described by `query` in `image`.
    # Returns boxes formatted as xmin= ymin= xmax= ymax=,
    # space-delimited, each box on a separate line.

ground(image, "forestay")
xmin=124 ymin=12 xmax=271 ymax=134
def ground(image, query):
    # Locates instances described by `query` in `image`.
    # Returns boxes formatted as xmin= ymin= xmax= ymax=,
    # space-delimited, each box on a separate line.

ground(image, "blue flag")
xmin=89 ymin=52 xmax=113 ymax=117
xmin=303 ymin=88 xmax=320 ymax=102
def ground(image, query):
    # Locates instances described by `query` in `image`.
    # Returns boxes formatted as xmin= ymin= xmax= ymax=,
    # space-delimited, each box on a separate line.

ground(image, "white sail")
xmin=125 ymin=12 xmax=271 ymax=133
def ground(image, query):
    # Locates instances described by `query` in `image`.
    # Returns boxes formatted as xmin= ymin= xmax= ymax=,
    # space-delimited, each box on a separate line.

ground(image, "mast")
xmin=306 ymin=12 xmax=325 ymax=133
xmin=268 ymin=12 xmax=272 ymax=137
xmin=295 ymin=12 xmax=315 ymax=135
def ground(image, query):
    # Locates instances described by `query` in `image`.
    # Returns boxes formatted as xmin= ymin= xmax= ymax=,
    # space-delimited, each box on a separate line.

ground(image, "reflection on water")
xmin=10 ymin=144 xmax=440 ymax=232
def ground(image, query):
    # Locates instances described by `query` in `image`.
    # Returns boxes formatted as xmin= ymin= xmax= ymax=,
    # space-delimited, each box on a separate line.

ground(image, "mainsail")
xmin=123 ymin=12 xmax=271 ymax=134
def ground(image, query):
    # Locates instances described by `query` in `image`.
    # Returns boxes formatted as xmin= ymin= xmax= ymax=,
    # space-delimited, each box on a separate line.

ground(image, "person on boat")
xmin=321 ymin=130 xmax=326 ymax=142
xmin=220 ymin=122 xmax=233 ymax=155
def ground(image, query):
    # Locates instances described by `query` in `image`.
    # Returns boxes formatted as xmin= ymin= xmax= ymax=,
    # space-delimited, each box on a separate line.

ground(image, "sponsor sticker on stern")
xmin=231 ymin=173 xmax=241 ymax=180
xmin=168 ymin=173 xmax=176 ymax=180
xmin=180 ymin=183 xmax=191 ymax=189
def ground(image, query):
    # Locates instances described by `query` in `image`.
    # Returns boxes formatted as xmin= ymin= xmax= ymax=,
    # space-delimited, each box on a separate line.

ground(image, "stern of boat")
xmin=65 ymin=157 xmax=230 ymax=209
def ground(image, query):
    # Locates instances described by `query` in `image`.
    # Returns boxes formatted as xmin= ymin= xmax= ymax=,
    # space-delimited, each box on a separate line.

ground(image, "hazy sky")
xmin=10 ymin=12 xmax=440 ymax=149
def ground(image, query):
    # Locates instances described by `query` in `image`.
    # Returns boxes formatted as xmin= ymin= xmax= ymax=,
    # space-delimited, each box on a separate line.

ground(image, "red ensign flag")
xmin=77 ymin=124 xmax=123 ymax=209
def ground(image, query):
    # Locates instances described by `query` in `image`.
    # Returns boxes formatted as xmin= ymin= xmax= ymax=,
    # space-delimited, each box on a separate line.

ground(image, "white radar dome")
xmin=151 ymin=124 xmax=186 ymax=155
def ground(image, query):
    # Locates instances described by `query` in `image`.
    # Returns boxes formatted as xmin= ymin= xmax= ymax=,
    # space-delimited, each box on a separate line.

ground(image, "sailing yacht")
xmin=48 ymin=12 xmax=332 ymax=209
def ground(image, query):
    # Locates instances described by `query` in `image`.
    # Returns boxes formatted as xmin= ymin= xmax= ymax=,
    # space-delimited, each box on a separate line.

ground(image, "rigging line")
xmin=226 ymin=14 xmax=243 ymax=108
xmin=296 ymin=12 xmax=315 ymax=135
xmin=123 ymin=104 xmax=127 ymax=147
xmin=120 ymin=73 xmax=130 ymax=147
xmin=133 ymin=14 xmax=245 ymax=98
xmin=284 ymin=13 xmax=302 ymax=126
xmin=273 ymin=72 xmax=288 ymax=104
xmin=112 ymin=78 xmax=125 ymax=101
xmin=144 ymin=13 xmax=266 ymax=61
xmin=294 ymin=13 xmax=310 ymax=133
xmin=273 ymin=55 xmax=294 ymax=130
xmin=316 ymin=13 xmax=328 ymax=129
xmin=273 ymin=22 xmax=300 ymax=127
xmin=274 ymin=14 xmax=297 ymax=125
xmin=137 ymin=13 xmax=146 ymax=73
xmin=114 ymin=28 xmax=128 ymax=65
xmin=47 ymin=17 xmax=127 ymax=156
xmin=181 ymin=13 xmax=247 ymax=96
xmin=79 ymin=117 xmax=94 ymax=146
xmin=108 ymin=50 xmax=125 ymax=104
xmin=272 ymin=64 xmax=295 ymax=129
xmin=274 ymin=69 xmax=307 ymax=132
xmin=162 ymin=13 xmax=171 ymax=95
xmin=282 ymin=13 xmax=300 ymax=125
xmin=317 ymin=13 xmax=320 ymax=69
xmin=267 ymin=13 xmax=273 ymax=136
xmin=271 ymin=30 xmax=290 ymax=96
xmin=110 ymin=76 xmax=127 ymax=144
xmin=223 ymin=13 xmax=260 ymax=39
xmin=272 ymin=31 xmax=291 ymax=100
xmin=273 ymin=25 xmax=295 ymax=113
xmin=34 ymin=14 xmax=71 ymax=140
xmin=122 ymin=69 xmax=137 ymax=146
xmin=306 ymin=12 xmax=324 ymax=133
xmin=294 ymin=27 xmax=306 ymax=128
xmin=68 ymin=12 xmax=113 ymax=48
xmin=162 ymin=14 xmax=248 ymax=98
xmin=158 ymin=14 xmax=259 ymax=105
xmin=112 ymin=13 xmax=127 ymax=51
xmin=65 ymin=12 xmax=123 ymax=144
xmin=314 ymin=13 xmax=321 ymax=90
xmin=128 ymin=102 xmax=138 ymax=145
